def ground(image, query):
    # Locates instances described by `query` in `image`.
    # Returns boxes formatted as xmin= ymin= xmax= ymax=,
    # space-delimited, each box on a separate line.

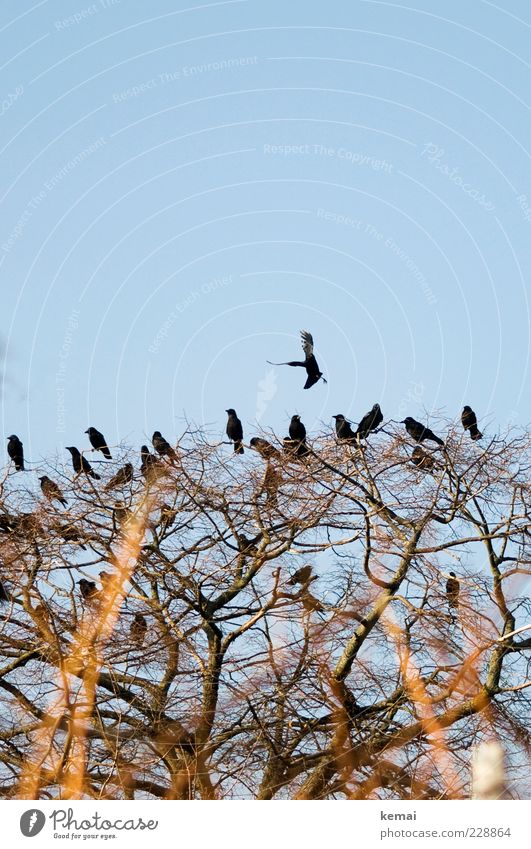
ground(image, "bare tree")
xmin=0 ymin=417 xmax=530 ymax=799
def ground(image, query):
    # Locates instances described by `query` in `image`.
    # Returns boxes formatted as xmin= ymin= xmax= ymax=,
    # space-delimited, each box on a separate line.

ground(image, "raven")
xmin=268 ymin=330 xmax=327 ymax=389
xmin=226 ymin=409 xmax=244 ymax=454
xmin=446 ymin=572 xmax=460 ymax=609
xmin=356 ymin=403 xmax=383 ymax=439
xmin=411 ymin=446 xmax=435 ymax=470
xmin=289 ymin=414 xmax=307 ymax=442
xmin=140 ymin=445 xmax=163 ymax=481
xmin=66 ymin=446 xmax=101 ymax=479
xmin=402 ymin=417 xmax=444 ymax=446
xmin=104 ymin=463 xmax=133 ymax=491
xmin=152 ymin=431 xmax=177 ymax=461
xmin=85 ymin=427 xmax=112 ymax=459
xmin=39 ymin=475 xmax=67 ymax=507
xmin=7 ymin=435 xmax=24 ymax=471
xmin=79 ymin=578 xmax=98 ymax=601
xmin=333 ymin=414 xmax=357 ymax=443
xmin=130 ymin=613 xmax=147 ymax=646
xmin=52 ymin=522 xmax=87 ymax=549
xmin=250 ymin=437 xmax=280 ymax=459
xmin=283 ymin=437 xmax=310 ymax=458
xmin=287 ymin=565 xmax=313 ymax=585
xmin=461 ymin=406 xmax=483 ymax=441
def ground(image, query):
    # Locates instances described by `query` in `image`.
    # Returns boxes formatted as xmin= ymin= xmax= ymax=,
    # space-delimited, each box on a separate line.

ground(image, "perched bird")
xmin=0 ymin=579 xmax=9 ymax=603
xmin=237 ymin=533 xmax=259 ymax=555
xmin=402 ymin=417 xmax=444 ymax=447
xmin=130 ymin=613 xmax=147 ymax=646
xmin=268 ymin=330 xmax=327 ymax=389
xmin=104 ymin=462 xmax=133 ymax=491
xmin=12 ymin=513 xmax=44 ymax=538
xmin=140 ymin=445 xmax=163 ymax=482
xmin=66 ymin=446 xmax=101 ymax=479
xmin=226 ymin=409 xmax=244 ymax=454
xmin=78 ymin=579 xmax=98 ymax=601
xmin=85 ymin=427 xmax=112 ymax=459
xmin=113 ymin=502 xmax=133 ymax=532
xmin=301 ymin=588 xmax=324 ymax=613
xmin=152 ymin=431 xmax=177 ymax=461
xmin=283 ymin=437 xmax=309 ymax=458
xmin=446 ymin=572 xmax=460 ymax=609
xmin=289 ymin=414 xmax=307 ymax=442
xmin=39 ymin=475 xmax=67 ymax=507
xmin=7 ymin=435 xmax=24 ymax=471
xmin=53 ymin=522 xmax=87 ymax=549
xmin=333 ymin=414 xmax=357 ymax=443
xmin=356 ymin=404 xmax=383 ymax=439
xmin=250 ymin=437 xmax=280 ymax=459
xmin=461 ymin=406 xmax=483 ymax=441
xmin=159 ymin=504 xmax=178 ymax=526
xmin=287 ymin=565 xmax=313 ymax=586
xmin=411 ymin=446 xmax=435 ymax=471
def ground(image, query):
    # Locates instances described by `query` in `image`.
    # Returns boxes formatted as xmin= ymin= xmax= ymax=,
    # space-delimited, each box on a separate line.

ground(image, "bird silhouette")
xmin=226 ymin=409 xmax=244 ymax=454
xmin=152 ymin=431 xmax=177 ymax=461
xmin=140 ymin=445 xmax=164 ymax=481
xmin=289 ymin=414 xmax=307 ymax=442
xmin=287 ymin=565 xmax=313 ymax=585
xmin=283 ymin=437 xmax=310 ymax=458
xmin=85 ymin=427 xmax=112 ymax=459
xmin=411 ymin=446 xmax=435 ymax=471
xmin=7 ymin=435 xmax=24 ymax=471
xmin=39 ymin=475 xmax=67 ymax=507
xmin=268 ymin=330 xmax=327 ymax=389
xmin=250 ymin=437 xmax=280 ymax=459
xmin=333 ymin=415 xmax=357 ymax=443
xmin=446 ymin=572 xmax=460 ymax=610
xmin=402 ymin=417 xmax=444 ymax=446
xmin=461 ymin=406 xmax=483 ymax=441
xmin=355 ymin=404 xmax=383 ymax=439
xmin=104 ymin=463 xmax=133 ymax=491
xmin=66 ymin=447 xmax=100 ymax=479
xmin=52 ymin=522 xmax=87 ymax=549
xmin=78 ymin=579 xmax=98 ymax=601
xmin=130 ymin=613 xmax=147 ymax=646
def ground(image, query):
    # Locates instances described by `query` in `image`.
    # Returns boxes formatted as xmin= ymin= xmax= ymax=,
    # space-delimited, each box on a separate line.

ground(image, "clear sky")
xmin=1 ymin=0 xmax=530 ymax=469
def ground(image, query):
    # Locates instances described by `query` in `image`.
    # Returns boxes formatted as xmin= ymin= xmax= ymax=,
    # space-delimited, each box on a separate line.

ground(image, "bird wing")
xmin=304 ymin=372 xmax=321 ymax=389
xmin=300 ymin=330 xmax=314 ymax=359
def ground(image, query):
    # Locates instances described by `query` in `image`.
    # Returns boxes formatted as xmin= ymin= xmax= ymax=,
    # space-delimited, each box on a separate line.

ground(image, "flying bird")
xmin=85 ymin=427 xmax=112 ymax=459
xmin=401 ymin=417 xmax=444 ymax=447
xmin=7 ymin=435 xmax=24 ymax=471
xmin=287 ymin=565 xmax=313 ymax=586
xmin=289 ymin=414 xmax=307 ymax=442
xmin=356 ymin=404 xmax=383 ymax=439
xmin=461 ymin=406 xmax=483 ymax=441
xmin=411 ymin=446 xmax=435 ymax=471
xmin=39 ymin=475 xmax=67 ymax=507
xmin=250 ymin=437 xmax=280 ymax=459
xmin=333 ymin=414 xmax=357 ymax=443
xmin=226 ymin=409 xmax=244 ymax=454
xmin=66 ymin=446 xmax=101 ymax=479
xmin=268 ymin=330 xmax=327 ymax=389
xmin=104 ymin=463 xmax=133 ymax=491
xmin=152 ymin=431 xmax=177 ymax=461
xmin=446 ymin=572 xmax=460 ymax=610
xmin=130 ymin=613 xmax=147 ymax=646
xmin=78 ymin=579 xmax=98 ymax=601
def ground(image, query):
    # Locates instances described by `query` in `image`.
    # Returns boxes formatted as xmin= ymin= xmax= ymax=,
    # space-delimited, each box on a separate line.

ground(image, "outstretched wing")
xmin=300 ymin=330 xmax=314 ymax=360
xmin=304 ymin=372 xmax=321 ymax=389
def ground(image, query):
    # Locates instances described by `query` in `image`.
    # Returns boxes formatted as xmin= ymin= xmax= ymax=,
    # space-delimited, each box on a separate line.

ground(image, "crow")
xmin=130 ymin=613 xmax=147 ymax=646
xmin=53 ymin=522 xmax=87 ymax=549
xmin=301 ymin=587 xmax=324 ymax=613
xmin=66 ymin=446 xmax=101 ymax=479
xmin=104 ymin=463 xmax=133 ymax=491
xmin=461 ymin=406 xmax=483 ymax=441
xmin=226 ymin=409 xmax=244 ymax=454
xmin=85 ymin=427 xmax=112 ymax=459
xmin=333 ymin=414 xmax=357 ymax=443
xmin=39 ymin=475 xmax=67 ymax=507
xmin=140 ymin=445 xmax=164 ymax=482
xmin=268 ymin=330 xmax=327 ymax=389
xmin=446 ymin=572 xmax=460 ymax=609
xmin=401 ymin=417 xmax=444 ymax=446
xmin=356 ymin=403 xmax=383 ymax=439
xmin=7 ymin=435 xmax=24 ymax=471
xmin=152 ymin=431 xmax=177 ymax=461
xmin=0 ymin=579 xmax=9 ymax=603
xmin=113 ymin=501 xmax=133 ymax=532
xmin=237 ymin=534 xmax=259 ymax=556
xmin=250 ymin=437 xmax=280 ymax=459
xmin=411 ymin=446 xmax=435 ymax=471
xmin=283 ymin=437 xmax=310 ymax=458
xmin=289 ymin=414 xmax=307 ymax=442
xmin=287 ymin=565 xmax=313 ymax=585
xmin=78 ymin=579 xmax=98 ymax=601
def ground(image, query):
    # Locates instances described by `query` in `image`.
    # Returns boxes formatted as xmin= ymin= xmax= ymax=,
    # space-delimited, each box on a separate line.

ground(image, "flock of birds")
xmin=2 ymin=330 xmax=480 ymax=626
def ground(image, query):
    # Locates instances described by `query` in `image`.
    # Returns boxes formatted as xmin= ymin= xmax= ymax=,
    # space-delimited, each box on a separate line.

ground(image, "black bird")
xmin=113 ymin=501 xmax=133 ymax=532
xmin=0 ymin=579 xmax=9 ymax=603
xmin=333 ymin=414 xmax=357 ymax=443
xmin=401 ymin=417 xmax=444 ymax=447
xmin=268 ymin=330 xmax=327 ymax=389
xmin=289 ymin=414 xmax=307 ymax=442
xmin=7 ymin=435 xmax=24 ymax=471
xmin=287 ymin=565 xmax=313 ymax=586
xmin=355 ymin=403 xmax=383 ymax=439
xmin=411 ymin=446 xmax=435 ymax=471
xmin=250 ymin=437 xmax=280 ymax=459
xmin=39 ymin=475 xmax=67 ymax=507
xmin=104 ymin=463 xmax=134 ymax=491
xmin=66 ymin=446 xmax=101 ymax=479
xmin=461 ymin=406 xmax=483 ymax=441
xmin=226 ymin=409 xmax=244 ymax=454
xmin=301 ymin=587 xmax=324 ymax=613
xmin=152 ymin=431 xmax=177 ymax=461
xmin=85 ymin=427 xmax=112 ymax=459
xmin=446 ymin=572 xmax=460 ymax=609
xmin=78 ymin=579 xmax=98 ymax=601
xmin=130 ymin=613 xmax=147 ymax=646
xmin=53 ymin=522 xmax=87 ymax=549
xmin=140 ymin=445 xmax=163 ymax=481
xmin=283 ymin=437 xmax=310 ymax=458
xmin=237 ymin=534 xmax=259 ymax=556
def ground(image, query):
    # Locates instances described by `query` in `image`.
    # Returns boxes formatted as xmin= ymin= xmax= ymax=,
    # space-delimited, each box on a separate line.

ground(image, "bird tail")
xmin=91 ymin=471 xmax=101 ymax=480
xmin=470 ymin=427 xmax=483 ymax=441
xmin=103 ymin=449 xmax=112 ymax=459
xmin=234 ymin=441 xmax=244 ymax=454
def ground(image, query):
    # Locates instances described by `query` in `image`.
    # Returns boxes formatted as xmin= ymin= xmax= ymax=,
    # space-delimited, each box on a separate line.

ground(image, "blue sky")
xmin=1 ymin=0 xmax=530 ymax=468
